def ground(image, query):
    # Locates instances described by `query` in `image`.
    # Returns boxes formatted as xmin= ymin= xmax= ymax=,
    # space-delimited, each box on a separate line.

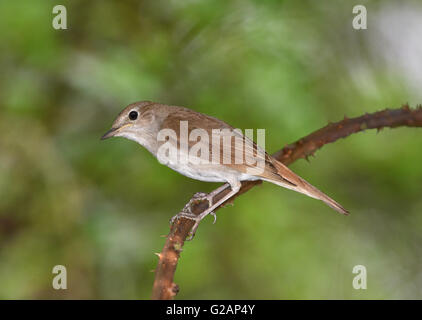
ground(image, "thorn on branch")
xmin=169 ymin=283 xmax=179 ymax=297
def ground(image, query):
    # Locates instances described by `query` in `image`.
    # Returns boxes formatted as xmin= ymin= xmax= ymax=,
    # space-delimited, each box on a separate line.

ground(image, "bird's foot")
xmin=170 ymin=192 xmax=217 ymax=240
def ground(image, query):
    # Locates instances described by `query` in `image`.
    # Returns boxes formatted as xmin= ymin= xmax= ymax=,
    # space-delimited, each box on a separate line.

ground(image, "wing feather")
xmin=159 ymin=108 xmax=287 ymax=181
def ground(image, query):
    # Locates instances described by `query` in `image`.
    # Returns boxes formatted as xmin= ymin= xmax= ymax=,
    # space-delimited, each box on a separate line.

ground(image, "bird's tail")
xmin=267 ymin=159 xmax=349 ymax=215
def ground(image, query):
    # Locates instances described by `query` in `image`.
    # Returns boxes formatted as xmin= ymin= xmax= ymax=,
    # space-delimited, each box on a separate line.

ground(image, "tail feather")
xmin=268 ymin=159 xmax=349 ymax=215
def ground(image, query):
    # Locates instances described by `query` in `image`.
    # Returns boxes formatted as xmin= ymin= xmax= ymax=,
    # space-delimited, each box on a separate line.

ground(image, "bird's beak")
xmin=101 ymin=127 xmax=118 ymax=140
xmin=101 ymin=123 xmax=134 ymax=140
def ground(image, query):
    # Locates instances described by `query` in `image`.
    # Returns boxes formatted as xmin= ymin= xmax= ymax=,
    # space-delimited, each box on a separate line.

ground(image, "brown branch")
xmin=151 ymin=104 xmax=422 ymax=300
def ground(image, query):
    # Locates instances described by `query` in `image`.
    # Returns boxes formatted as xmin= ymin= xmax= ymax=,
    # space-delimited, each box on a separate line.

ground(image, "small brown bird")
xmin=102 ymin=101 xmax=348 ymax=235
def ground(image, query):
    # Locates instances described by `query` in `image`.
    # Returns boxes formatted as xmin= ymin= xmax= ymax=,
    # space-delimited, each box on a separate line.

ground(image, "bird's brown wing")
xmin=159 ymin=108 xmax=292 ymax=183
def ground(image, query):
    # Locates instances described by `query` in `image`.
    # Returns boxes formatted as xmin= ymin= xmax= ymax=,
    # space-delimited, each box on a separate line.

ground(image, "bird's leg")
xmin=206 ymin=183 xmax=231 ymax=204
xmin=171 ymin=182 xmax=241 ymax=240
xmin=170 ymin=183 xmax=230 ymax=224
xmin=188 ymin=183 xmax=241 ymax=239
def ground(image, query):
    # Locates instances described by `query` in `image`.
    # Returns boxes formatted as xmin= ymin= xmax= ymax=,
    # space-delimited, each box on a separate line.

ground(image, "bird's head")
xmin=101 ymin=101 xmax=158 ymax=143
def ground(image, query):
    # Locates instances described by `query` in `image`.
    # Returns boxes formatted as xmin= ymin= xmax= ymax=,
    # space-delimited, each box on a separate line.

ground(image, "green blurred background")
xmin=0 ymin=0 xmax=421 ymax=299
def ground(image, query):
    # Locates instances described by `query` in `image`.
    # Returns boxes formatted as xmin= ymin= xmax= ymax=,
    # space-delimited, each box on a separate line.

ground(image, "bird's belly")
xmin=167 ymin=162 xmax=227 ymax=182
xmin=164 ymin=161 xmax=260 ymax=183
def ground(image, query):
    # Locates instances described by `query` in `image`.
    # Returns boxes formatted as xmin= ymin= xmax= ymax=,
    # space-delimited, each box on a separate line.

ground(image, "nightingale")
xmin=102 ymin=101 xmax=348 ymax=235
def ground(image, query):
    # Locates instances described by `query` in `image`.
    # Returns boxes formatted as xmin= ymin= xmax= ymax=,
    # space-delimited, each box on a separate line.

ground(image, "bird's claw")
xmin=210 ymin=211 xmax=217 ymax=224
xmin=170 ymin=191 xmax=217 ymax=240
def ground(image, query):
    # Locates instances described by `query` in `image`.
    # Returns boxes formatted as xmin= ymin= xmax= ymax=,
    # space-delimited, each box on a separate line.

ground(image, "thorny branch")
xmin=151 ymin=104 xmax=422 ymax=300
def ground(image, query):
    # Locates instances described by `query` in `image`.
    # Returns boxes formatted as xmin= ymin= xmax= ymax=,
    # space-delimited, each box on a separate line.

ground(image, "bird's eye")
xmin=129 ymin=111 xmax=138 ymax=121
